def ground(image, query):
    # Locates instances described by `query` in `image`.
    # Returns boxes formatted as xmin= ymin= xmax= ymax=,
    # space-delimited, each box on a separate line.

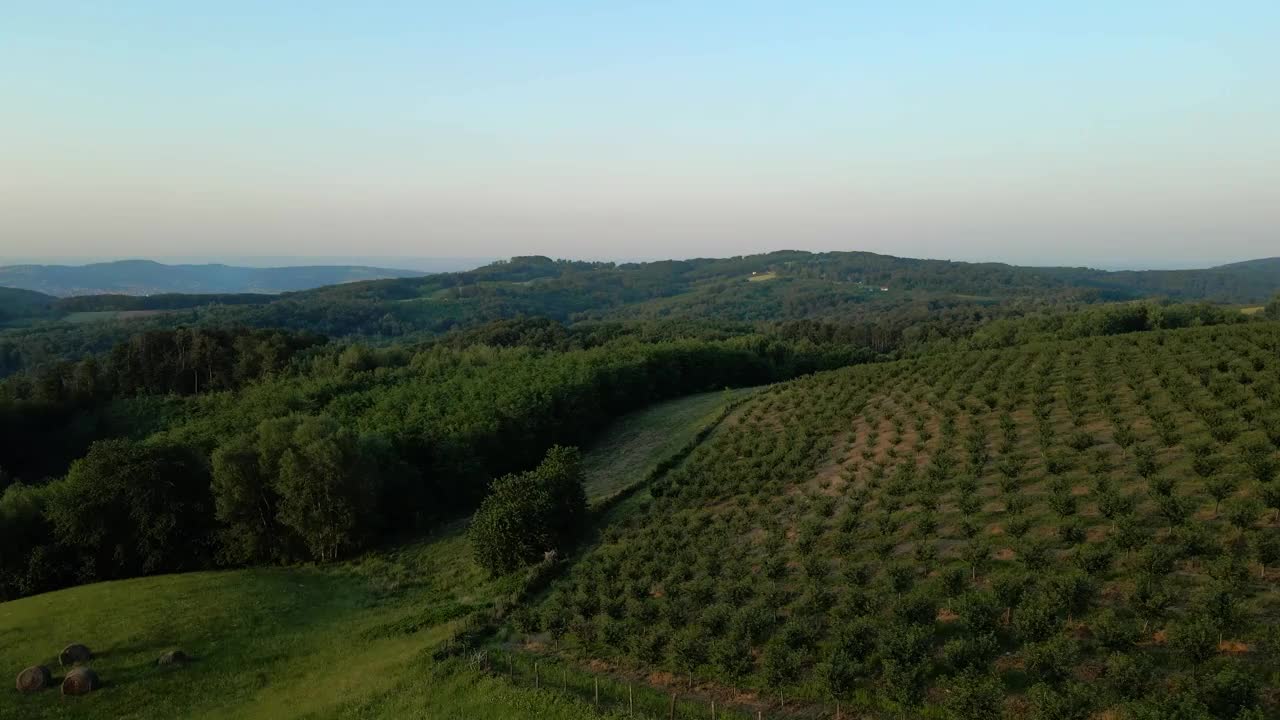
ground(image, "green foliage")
xmin=45 ymin=438 xmax=213 ymax=579
xmin=1092 ymin=609 xmax=1141 ymax=650
xmin=0 ymin=481 xmax=58 ymax=598
xmin=1168 ymin=617 xmax=1219 ymax=666
xmin=0 ymin=327 xmax=322 ymax=482
xmin=1123 ymin=695 xmax=1214 ymax=720
xmin=470 ymin=446 xmax=586 ymax=576
xmin=944 ymin=670 xmax=1005 ymax=720
xmin=528 ymin=322 xmax=1280 ymax=714
xmin=1025 ymin=681 xmax=1096 ymax=720
xmin=2 ymin=332 xmax=840 ymax=599
xmin=1204 ymin=662 xmax=1261 ymax=719
xmin=212 ymin=416 xmax=398 ymax=563
xmin=6 ymin=265 xmax=1280 ymax=715
xmin=1266 ymin=294 xmax=1280 ymax=319
xmin=1102 ymin=651 xmax=1149 ymax=700
xmin=272 ymin=418 xmax=388 ymax=562
xmin=1024 ymin=636 xmax=1080 ymax=683
xmin=0 ymin=522 xmax=536 ymax=720
xmin=940 ymin=632 xmax=1000 ymax=674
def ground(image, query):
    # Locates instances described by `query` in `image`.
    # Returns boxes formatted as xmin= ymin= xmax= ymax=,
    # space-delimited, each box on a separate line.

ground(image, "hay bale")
xmin=15 ymin=665 xmax=52 ymax=693
xmin=61 ymin=667 xmax=100 ymax=696
xmin=157 ymin=649 xmax=189 ymax=666
xmin=59 ymin=643 xmax=92 ymax=667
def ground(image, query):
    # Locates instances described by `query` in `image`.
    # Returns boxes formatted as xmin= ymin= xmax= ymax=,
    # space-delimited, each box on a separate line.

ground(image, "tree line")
xmin=0 ymin=326 xmax=875 ymax=600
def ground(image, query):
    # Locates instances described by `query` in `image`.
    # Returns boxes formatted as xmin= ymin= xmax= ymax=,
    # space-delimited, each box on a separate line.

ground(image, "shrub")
xmin=1015 ymin=592 xmax=1063 ymax=643
xmin=1024 ymin=636 xmax=1080 ymax=683
xmin=1102 ymin=651 xmax=1148 ymax=700
xmin=1223 ymin=498 xmax=1262 ymax=530
xmin=470 ymin=446 xmax=586 ymax=575
xmin=1205 ymin=662 xmax=1261 ymax=719
xmin=1057 ymin=518 xmax=1086 ymax=544
xmin=761 ymin=638 xmax=802 ymax=691
xmin=941 ymin=632 xmax=1000 ymax=674
xmin=1066 ymin=431 xmax=1094 ymax=452
xmin=956 ymin=591 xmax=1002 ymax=635
xmin=1168 ymin=617 xmax=1218 ymax=666
xmin=1091 ymin=609 xmax=1141 ymax=649
xmin=943 ymin=670 xmax=1004 ymax=720
xmin=1026 ymin=681 xmax=1096 ymax=720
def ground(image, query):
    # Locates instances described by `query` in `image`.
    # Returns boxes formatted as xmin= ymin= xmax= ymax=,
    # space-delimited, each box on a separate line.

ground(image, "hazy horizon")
xmin=0 ymin=251 xmax=1269 ymax=274
xmin=5 ymin=3 xmax=1277 ymax=265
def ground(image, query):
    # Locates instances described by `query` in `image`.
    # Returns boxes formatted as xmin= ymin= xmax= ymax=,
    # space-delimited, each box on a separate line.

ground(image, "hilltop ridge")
xmin=0 ymin=259 xmax=425 ymax=297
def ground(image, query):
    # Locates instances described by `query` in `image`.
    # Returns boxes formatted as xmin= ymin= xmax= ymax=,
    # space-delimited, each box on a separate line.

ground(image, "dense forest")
xmin=0 ymin=319 xmax=875 ymax=599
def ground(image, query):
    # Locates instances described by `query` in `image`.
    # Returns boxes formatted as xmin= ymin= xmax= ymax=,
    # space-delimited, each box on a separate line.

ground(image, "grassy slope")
xmin=581 ymin=388 xmax=756 ymax=501
xmin=1 ymin=389 xmax=747 ymax=719
xmin=0 ymin=530 xmax=498 ymax=720
xmin=61 ymin=310 xmax=174 ymax=324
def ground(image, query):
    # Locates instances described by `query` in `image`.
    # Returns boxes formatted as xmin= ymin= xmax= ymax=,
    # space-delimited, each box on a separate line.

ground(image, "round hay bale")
xmin=15 ymin=665 xmax=52 ymax=693
xmin=61 ymin=667 xmax=100 ymax=696
xmin=59 ymin=643 xmax=92 ymax=667
xmin=157 ymin=649 xmax=189 ymax=666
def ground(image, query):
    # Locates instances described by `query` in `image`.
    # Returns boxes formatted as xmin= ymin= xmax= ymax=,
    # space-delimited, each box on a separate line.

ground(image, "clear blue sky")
xmin=3 ymin=2 xmax=1277 ymax=267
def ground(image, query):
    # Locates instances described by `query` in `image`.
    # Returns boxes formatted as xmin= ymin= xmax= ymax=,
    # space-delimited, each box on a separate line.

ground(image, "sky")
xmin=2 ymin=2 xmax=1277 ymax=269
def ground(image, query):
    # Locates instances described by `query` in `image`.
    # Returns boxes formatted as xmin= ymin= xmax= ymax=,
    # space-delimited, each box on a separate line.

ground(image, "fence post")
xmin=711 ymin=699 xmax=716 ymax=719
xmin=595 ymin=677 xmax=599 ymax=707
xmin=535 ymin=661 xmax=539 ymax=689
xmin=629 ymin=683 xmax=633 ymax=716
xmin=669 ymin=692 xmax=676 ymax=720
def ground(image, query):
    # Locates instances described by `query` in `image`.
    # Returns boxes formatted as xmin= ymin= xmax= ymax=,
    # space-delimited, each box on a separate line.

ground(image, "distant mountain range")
xmin=1212 ymin=257 xmax=1280 ymax=272
xmin=0 ymin=260 xmax=425 ymax=297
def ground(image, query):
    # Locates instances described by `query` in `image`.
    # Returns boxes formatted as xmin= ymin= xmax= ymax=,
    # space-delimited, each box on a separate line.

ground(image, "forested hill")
xmin=2 ymin=250 xmax=1278 ymax=380
xmin=1214 ymin=257 xmax=1280 ymax=272
xmin=174 ymin=250 xmax=1280 ymax=338
xmin=222 ymin=251 xmax=1280 ymax=331
xmin=0 ymin=259 xmax=424 ymax=296
xmin=0 ymin=288 xmax=57 ymax=323
xmin=286 ymin=250 xmax=1280 ymax=306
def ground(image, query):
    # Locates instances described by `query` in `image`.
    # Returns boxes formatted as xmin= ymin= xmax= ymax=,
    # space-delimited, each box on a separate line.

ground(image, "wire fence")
xmin=467 ymin=648 xmax=862 ymax=720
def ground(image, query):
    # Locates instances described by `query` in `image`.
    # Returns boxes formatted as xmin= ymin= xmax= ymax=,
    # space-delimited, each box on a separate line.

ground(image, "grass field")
xmin=0 ymin=528 xmax=504 ymax=720
xmin=1 ymin=389 xmax=749 ymax=719
xmin=62 ymin=310 xmax=174 ymax=324
xmin=581 ymin=388 xmax=756 ymax=501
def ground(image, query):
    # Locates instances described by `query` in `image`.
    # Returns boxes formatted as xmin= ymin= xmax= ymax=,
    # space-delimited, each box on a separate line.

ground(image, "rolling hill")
xmin=0 ymin=391 xmax=749 ymax=720
xmin=14 ymin=320 xmax=1258 ymax=719
xmin=519 ymin=321 xmax=1280 ymax=718
xmin=0 ymin=288 xmax=56 ymax=325
xmin=2 ymin=273 xmax=1278 ymax=718
xmin=0 ymin=260 xmax=424 ymax=297
xmin=169 ymin=250 xmax=1280 ymax=338
xmin=2 ymin=248 xmax=1277 ymax=398
xmin=1214 ymin=258 xmax=1280 ymax=272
